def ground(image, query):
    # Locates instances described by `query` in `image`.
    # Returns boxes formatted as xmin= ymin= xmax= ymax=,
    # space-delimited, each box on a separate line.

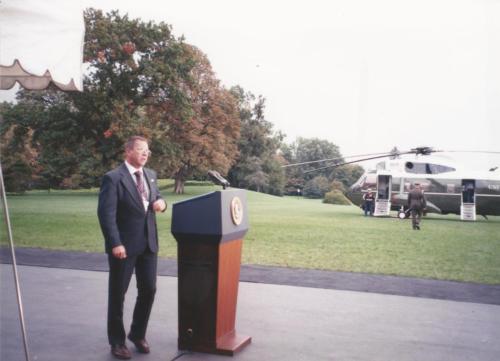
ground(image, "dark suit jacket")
xmin=98 ymin=163 xmax=164 ymax=256
xmin=407 ymin=188 xmax=427 ymax=211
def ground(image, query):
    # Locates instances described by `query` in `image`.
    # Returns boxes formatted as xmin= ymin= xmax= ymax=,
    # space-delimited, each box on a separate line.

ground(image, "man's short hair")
xmin=125 ymin=136 xmax=148 ymax=150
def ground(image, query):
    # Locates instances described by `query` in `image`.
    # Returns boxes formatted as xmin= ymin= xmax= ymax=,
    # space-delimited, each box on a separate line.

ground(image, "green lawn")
xmin=2 ymin=182 xmax=500 ymax=284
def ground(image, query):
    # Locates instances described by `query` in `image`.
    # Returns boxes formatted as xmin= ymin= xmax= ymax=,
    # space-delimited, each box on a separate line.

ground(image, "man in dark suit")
xmin=407 ymin=182 xmax=427 ymax=230
xmin=98 ymin=136 xmax=167 ymax=359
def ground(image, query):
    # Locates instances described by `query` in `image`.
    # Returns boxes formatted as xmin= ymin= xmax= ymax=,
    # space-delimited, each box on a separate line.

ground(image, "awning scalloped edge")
xmin=0 ymin=59 xmax=81 ymax=91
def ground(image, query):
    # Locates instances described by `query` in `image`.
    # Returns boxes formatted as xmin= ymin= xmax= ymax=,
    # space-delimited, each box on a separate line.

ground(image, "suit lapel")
xmin=119 ymin=163 xmax=144 ymax=211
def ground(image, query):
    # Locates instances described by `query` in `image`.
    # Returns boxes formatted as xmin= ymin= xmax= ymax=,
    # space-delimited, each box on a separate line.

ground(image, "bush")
xmin=303 ymin=176 xmax=330 ymax=198
xmin=323 ymin=190 xmax=351 ymax=205
xmin=330 ymin=179 xmax=346 ymax=193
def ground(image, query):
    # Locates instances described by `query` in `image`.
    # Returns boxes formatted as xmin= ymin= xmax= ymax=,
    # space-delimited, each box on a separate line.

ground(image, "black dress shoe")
xmin=128 ymin=335 xmax=150 ymax=353
xmin=110 ymin=344 xmax=131 ymax=360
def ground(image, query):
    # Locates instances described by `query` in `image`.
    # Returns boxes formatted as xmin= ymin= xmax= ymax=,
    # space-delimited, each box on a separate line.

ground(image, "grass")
xmin=2 ymin=182 xmax=500 ymax=284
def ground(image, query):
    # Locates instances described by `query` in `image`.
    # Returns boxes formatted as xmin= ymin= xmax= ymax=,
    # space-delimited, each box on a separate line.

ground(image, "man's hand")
xmin=112 ymin=245 xmax=127 ymax=259
xmin=153 ymin=199 xmax=167 ymax=212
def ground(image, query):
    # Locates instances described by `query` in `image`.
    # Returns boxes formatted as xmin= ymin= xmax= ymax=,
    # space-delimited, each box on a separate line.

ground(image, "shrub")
xmin=323 ymin=190 xmax=351 ymax=205
xmin=330 ymin=179 xmax=346 ymax=193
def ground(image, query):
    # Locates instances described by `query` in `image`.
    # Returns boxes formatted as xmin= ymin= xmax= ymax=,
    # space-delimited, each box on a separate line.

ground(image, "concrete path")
xmin=1 ymin=260 xmax=500 ymax=361
xmin=2 ymin=247 xmax=500 ymax=305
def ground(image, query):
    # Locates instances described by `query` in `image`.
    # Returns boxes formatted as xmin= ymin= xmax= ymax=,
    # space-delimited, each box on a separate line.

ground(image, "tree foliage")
xmin=154 ymin=45 xmax=240 ymax=193
xmin=282 ymin=137 xmax=364 ymax=196
xmin=0 ymin=102 xmax=40 ymax=192
xmin=227 ymin=87 xmax=286 ymax=195
xmin=285 ymin=137 xmax=342 ymax=179
xmin=329 ymin=164 xmax=364 ymax=191
xmin=0 ymin=8 xmax=362 ymax=197
xmin=282 ymin=137 xmax=341 ymax=196
xmin=0 ymin=9 xmax=241 ymax=193
xmin=303 ymin=175 xmax=330 ymax=198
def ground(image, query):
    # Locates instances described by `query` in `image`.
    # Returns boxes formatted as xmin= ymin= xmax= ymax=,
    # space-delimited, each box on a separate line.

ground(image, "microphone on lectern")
xmin=207 ymin=170 xmax=230 ymax=190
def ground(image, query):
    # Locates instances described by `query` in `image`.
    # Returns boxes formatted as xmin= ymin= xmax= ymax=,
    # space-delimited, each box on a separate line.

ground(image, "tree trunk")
xmin=174 ymin=169 xmax=185 ymax=194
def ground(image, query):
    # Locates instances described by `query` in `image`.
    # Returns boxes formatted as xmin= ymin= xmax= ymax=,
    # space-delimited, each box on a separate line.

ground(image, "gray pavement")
xmin=2 ymin=247 xmax=500 ymax=305
xmin=1 ymin=249 xmax=500 ymax=361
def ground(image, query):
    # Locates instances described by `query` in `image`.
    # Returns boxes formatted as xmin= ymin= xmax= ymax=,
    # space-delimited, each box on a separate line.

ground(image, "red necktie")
xmin=134 ymin=171 xmax=147 ymax=201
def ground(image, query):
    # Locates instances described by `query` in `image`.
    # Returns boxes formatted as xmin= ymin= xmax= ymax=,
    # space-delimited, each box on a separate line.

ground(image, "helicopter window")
xmin=404 ymin=182 xmax=411 ymax=192
xmin=427 ymin=163 xmax=456 ymax=174
xmin=376 ymin=161 xmax=386 ymax=170
xmin=405 ymin=162 xmax=455 ymax=174
xmin=478 ymin=180 xmax=500 ymax=195
xmin=403 ymin=179 xmax=431 ymax=192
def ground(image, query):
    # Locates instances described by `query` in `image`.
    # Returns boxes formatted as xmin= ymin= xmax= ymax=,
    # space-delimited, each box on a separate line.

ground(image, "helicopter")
xmin=285 ymin=147 xmax=500 ymax=221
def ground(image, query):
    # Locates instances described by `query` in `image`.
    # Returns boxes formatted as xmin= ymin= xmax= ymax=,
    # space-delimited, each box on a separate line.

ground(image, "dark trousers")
xmin=364 ymin=201 xmax=374 ymax=216
xmin=411 ymin=208 xmax=423 ymax=228
xmin=107 ymin=249 xmax=157 ymax=346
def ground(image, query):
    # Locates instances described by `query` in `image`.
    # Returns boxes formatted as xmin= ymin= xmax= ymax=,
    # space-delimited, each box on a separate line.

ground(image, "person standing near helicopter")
xmin=362 ymin=188 xmax=375 ymax=216
xmin=407 ymin=183 xmax=427 ymax=230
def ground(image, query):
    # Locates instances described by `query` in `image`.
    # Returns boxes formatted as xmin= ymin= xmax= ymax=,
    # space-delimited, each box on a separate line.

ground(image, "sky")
xmin=2 ymin=0 xmax=500 ymax=170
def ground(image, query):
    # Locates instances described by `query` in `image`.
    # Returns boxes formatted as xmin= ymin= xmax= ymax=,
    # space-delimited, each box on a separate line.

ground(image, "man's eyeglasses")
xmin=134 ymin=148 xmax=152 ymax=156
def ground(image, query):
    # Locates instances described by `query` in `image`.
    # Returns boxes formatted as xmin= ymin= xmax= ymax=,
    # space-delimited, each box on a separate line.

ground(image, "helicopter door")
xmin=460 ymin=179 xmax=476 ymax=221
xmin=374 ymin=175 xmax=392 ymax=216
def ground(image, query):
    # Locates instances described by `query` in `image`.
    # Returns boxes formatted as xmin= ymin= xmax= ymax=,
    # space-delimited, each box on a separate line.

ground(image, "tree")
xmin=281 ymin=138 xmax=365 ymax=194
xmin=303 ymin=176 xmax=330 ymax=198
xmin=243 ymin=157 xmax=269 ymax=192
xmin=284 ymin=137 xmax=342 ymax=180
xmin=262 ymin=152 xmax=287 ymax=195
xmin=228 ymin=86 xmax=285 ymax=195
xmin=328 ymin=164 xmax=364 ymax=191
xmin=282 ymin=137 xmax=342 ymax=195
xmin=2 ymin=9 xmax=239 ymax=192
xmin=0 ymin=102 xmax=40 ymax=192
xmin=76 ymin=8 xmax=193 ymax=183
xmin=153 ymin=45 xmax=240 ymax=194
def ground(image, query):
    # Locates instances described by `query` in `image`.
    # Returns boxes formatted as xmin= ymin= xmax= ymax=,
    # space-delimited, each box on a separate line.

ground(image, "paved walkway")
xmin=2 ymin=247 xmax=500 ymax=305
xmin=1 ymin=248 xmax=500 ymax=361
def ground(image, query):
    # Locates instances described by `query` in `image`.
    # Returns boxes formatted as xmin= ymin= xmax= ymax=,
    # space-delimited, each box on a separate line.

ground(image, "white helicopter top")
xmin=369 ymin=153 xmax=500 ymax=181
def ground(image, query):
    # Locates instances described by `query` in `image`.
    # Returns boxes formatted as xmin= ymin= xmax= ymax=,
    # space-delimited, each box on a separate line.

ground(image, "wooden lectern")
xmin=171 ymin=189 xmax=251 ymax=355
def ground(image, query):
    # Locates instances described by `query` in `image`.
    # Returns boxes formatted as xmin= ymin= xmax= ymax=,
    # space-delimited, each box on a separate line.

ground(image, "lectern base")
xmin=216 ymin=331 xmax=252 ymax=356
xmin=179 ymin=332 xmax=251 ymax=356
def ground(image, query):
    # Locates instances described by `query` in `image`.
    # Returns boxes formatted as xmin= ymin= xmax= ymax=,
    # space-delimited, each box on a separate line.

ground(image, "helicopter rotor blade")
xmin=291 ymin=146 xmax=500 ymax=175
xmin=439 ymin=150 xmax=500 ymax=154
xmin=282 ymin=151 xmax=396 ymax=168
xmin=302 ymin=151 xmax=415 ymax=174
xmin=284 ymin=146 xmax=436 ymax=170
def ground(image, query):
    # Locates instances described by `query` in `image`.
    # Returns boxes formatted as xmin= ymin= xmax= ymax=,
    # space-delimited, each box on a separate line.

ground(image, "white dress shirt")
xmin=125 ymin=161 xmax=150 ymax=211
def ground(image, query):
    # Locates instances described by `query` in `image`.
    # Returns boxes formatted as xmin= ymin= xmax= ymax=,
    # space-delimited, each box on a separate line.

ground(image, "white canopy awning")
xmin=0 ymin=0 xmax=85 ymax=91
